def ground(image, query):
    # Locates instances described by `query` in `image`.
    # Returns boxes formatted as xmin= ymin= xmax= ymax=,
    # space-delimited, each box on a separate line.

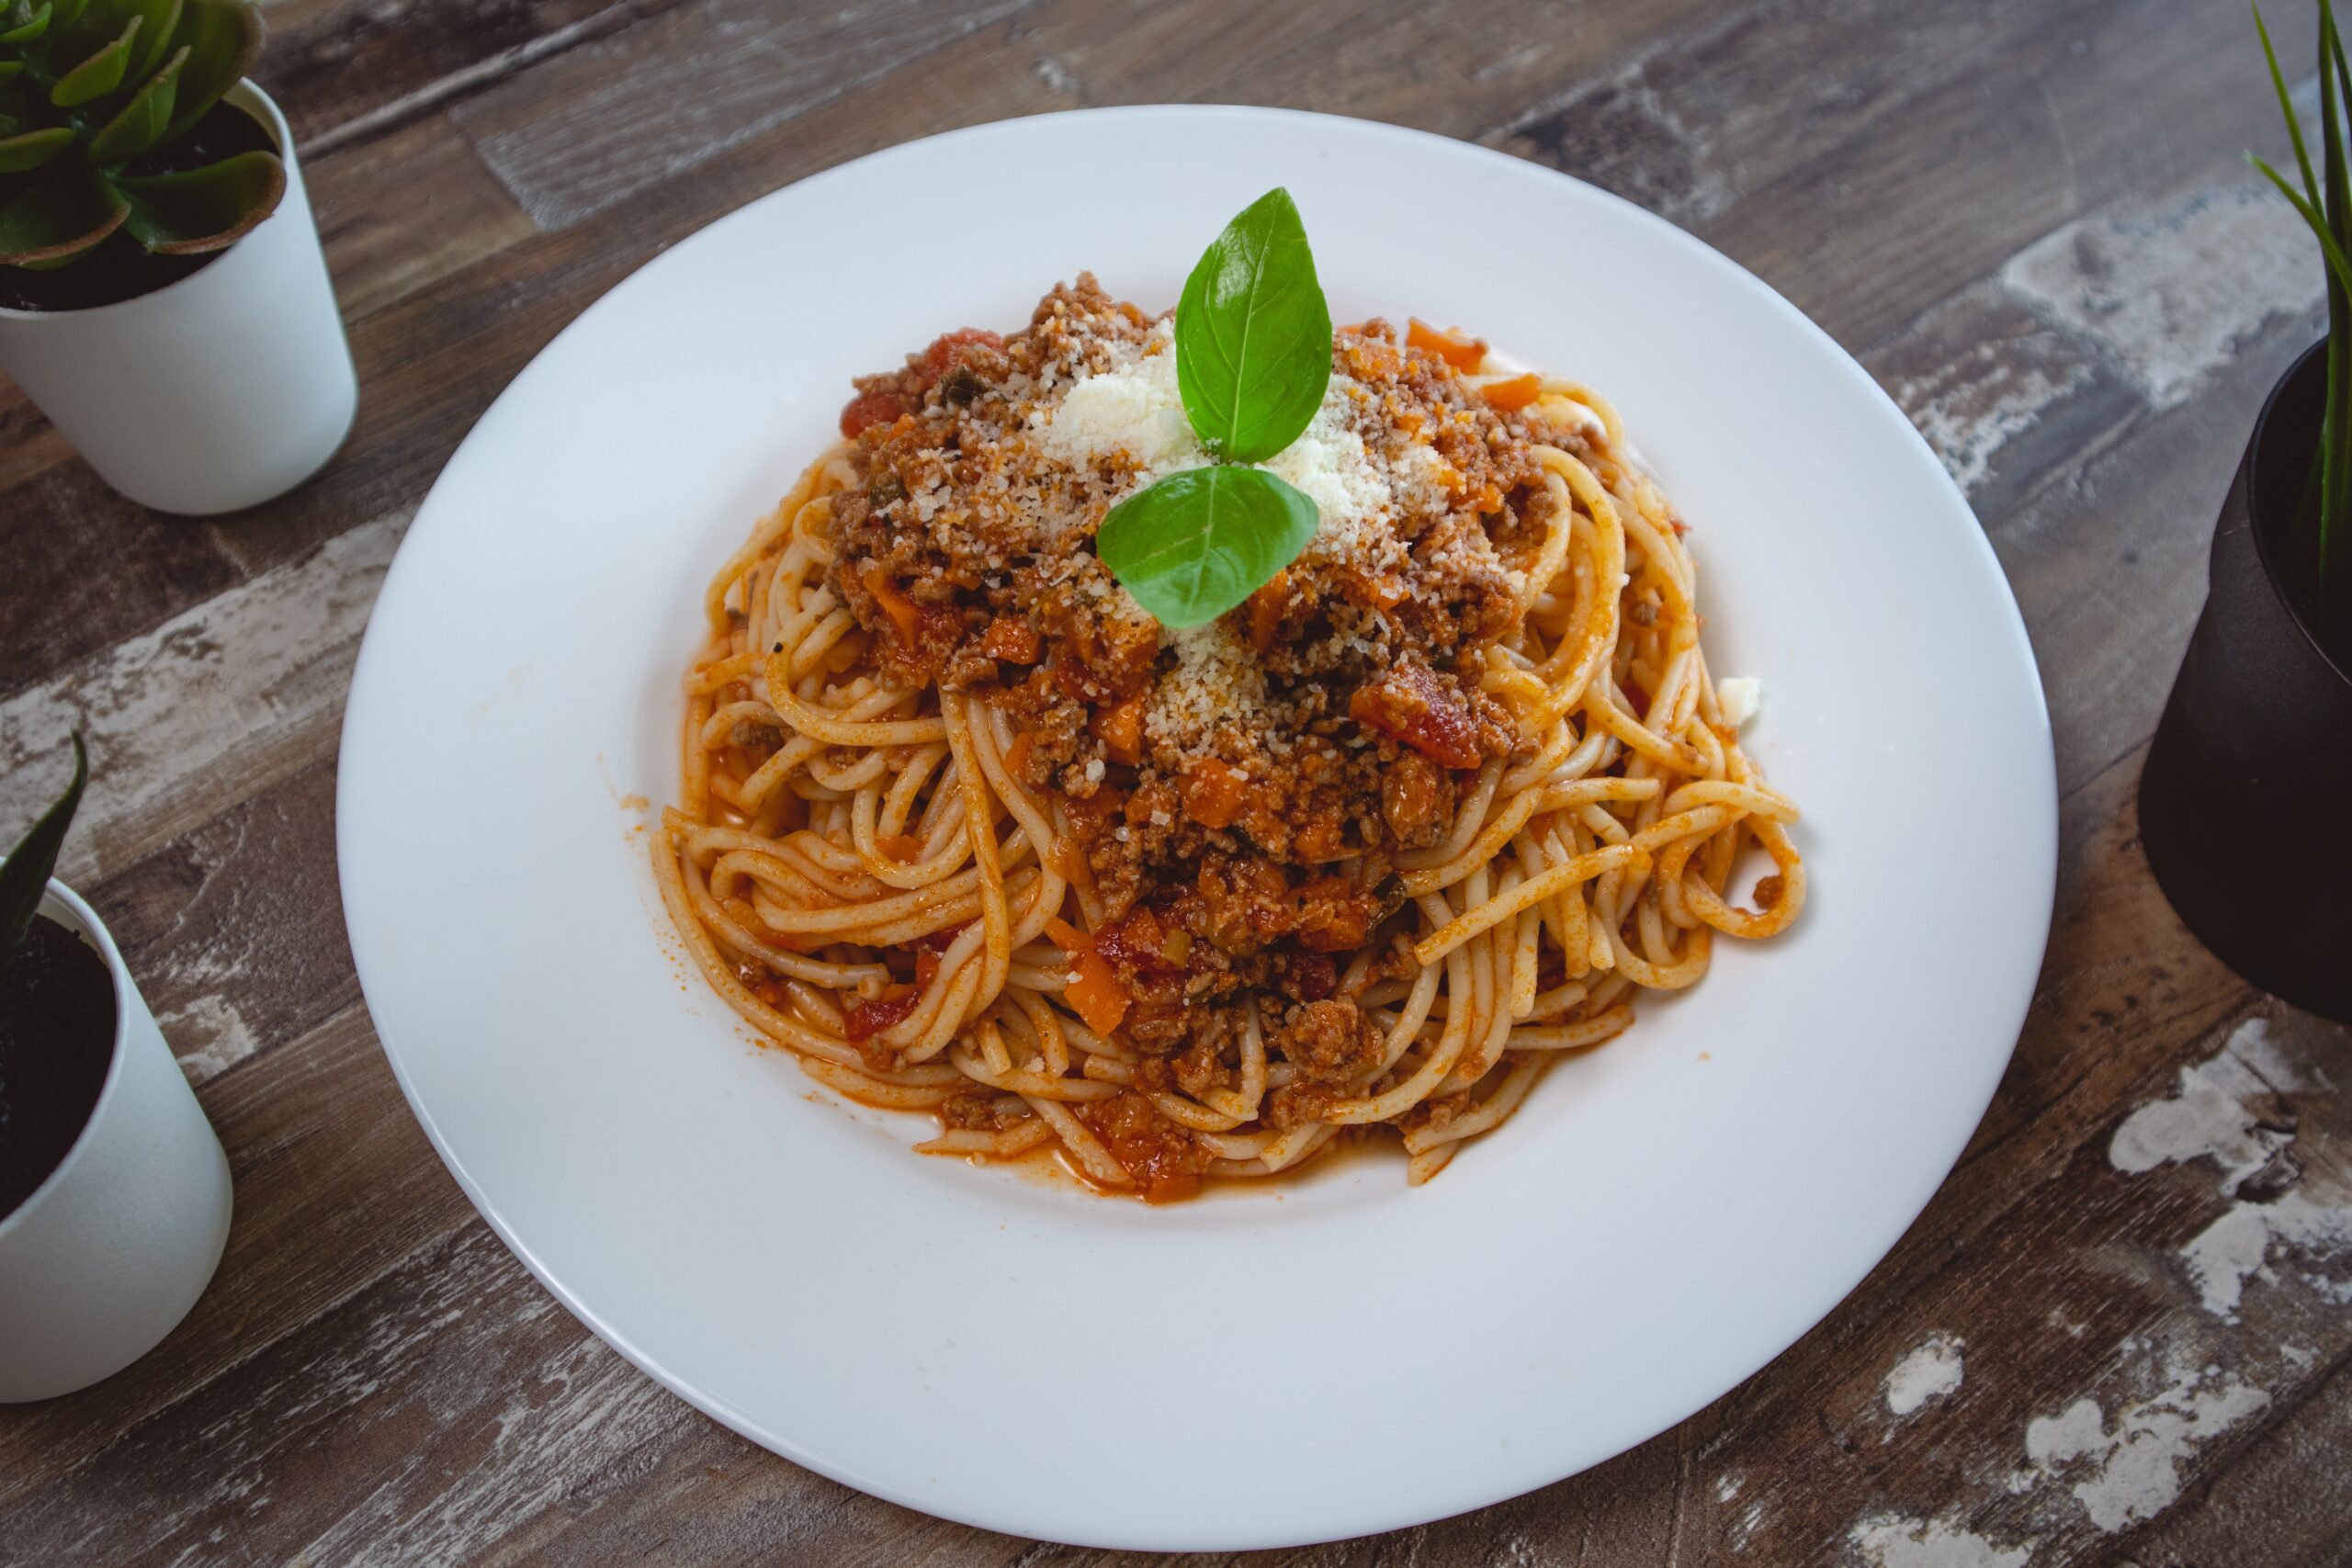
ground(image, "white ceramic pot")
xmin=0 ymin=80 xmax=357 ymax=515
xmin=0 ymin=882 xmax=232 ymax=1404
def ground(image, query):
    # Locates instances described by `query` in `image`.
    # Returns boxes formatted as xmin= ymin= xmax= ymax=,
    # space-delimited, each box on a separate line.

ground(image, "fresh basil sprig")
xmin=1176 ymin=188 xmax=1333 ymax=461
xmin=1096 ymin=187 xmax=1334 ymax=629
xmin=1096 ymin=466 xmax=1319 ymax=631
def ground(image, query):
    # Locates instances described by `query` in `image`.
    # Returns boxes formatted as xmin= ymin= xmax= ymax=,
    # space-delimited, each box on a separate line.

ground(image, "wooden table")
xmin=5 ymin=1 xmax=2348 ymax=1562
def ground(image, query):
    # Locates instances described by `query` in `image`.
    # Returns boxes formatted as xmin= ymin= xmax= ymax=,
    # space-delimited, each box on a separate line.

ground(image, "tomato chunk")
xmin=838 ymin=389 xmax=904 ymax=439
xmin=921 ymin=327 xmax=1004 ymax=379
xmin=1349 ymin=661 xmax=1484 ymax=769
xmin=844 ymin=988 xmax=919 ymax=1043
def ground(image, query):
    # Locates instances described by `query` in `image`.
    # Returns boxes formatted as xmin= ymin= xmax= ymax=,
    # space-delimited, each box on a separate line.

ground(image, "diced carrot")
xmin=876 ymin=833 xmax=925 ymax=863
xmin=981 ymin=614 xmax=1040 ymax=663
xmin=860 ymin=562 xmax=921 ymax=642
xmin=1408 ymin=318 xmax=1487 ymax=371
xmin=1091 ymin=697 xmax=1145 ymax=765
xmin=1004 ymin=731 xmax=1035 ymax=777
xmin=1181 ymin=758 xmax=1249 ymax=829
xmin=1482 ymin=373 xmax=1542 ymax=412
xmin=1064 ymin=950 xmax=1130 ymax=1035
xmin=1046 ymin=916 xmax=1092 ymax=953
xmin=1247 ymin=569 xmax=1289 ymax=654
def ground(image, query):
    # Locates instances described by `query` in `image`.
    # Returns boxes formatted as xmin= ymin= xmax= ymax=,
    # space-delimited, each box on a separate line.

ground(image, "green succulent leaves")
xmin=1175 ymin=187 xmax=1334 ymax=462
xmin=0 ymin=0 xmax=273 ymax=269
xmin=1094 ymin=187 xmax=1335 ymax=629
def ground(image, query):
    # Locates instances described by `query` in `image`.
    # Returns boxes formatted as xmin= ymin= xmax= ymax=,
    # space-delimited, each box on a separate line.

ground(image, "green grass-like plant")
xmin=2254 ymin=1 xmax=2352 ymax=646
xmin=0 ymin=0 xmax=278 ymax=270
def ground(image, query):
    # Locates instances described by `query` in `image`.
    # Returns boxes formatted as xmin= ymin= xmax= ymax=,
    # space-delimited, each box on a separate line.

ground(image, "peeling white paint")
xmin=161 ymin=994 xmax=261 ymax=1084
xmin=2180 ymin=1190 xmax=2352 ymax=1320
xmin=0 ymin=512 xmax=409 ymax=884
xmin=2023 ymin=1359 xmax=2270 ymax=1533
xmin=1890 ymin=348 xmax=2090 ymax=494
xmin=2109 ymin=1054 xmax=2287 ymax=1196
xmin=1884 ymin=1333 xmax=1966 ymax=1418
xmin=2002 ymin=182 xmax=2320 ymax=409
xmin=1848 ymin=1511 xmax=2034 ymax=1568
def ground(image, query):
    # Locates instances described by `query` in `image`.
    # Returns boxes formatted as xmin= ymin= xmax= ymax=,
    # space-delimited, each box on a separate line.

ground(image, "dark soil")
xmin=0 ymin=98 xmax=279 ymax=313
xmin=0 ymin=914 xmax=118 ymax=1218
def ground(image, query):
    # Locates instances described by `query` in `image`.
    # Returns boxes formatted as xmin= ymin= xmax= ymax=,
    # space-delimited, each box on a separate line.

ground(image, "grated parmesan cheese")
xmin=1035 ymin=318 xmax=1408 ymax=575
xmin=1716 ymin=676 xmax=1762 ymax=728
xmin=1145 ymin=620 xmax=1268 ymax=754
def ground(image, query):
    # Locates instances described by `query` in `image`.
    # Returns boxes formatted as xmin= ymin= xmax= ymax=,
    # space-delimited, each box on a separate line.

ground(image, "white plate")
xmin=339 ymin=107 xmax=2055 ymax=1551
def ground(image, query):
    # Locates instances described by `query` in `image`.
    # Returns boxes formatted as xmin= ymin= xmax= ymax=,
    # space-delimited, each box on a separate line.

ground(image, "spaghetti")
xmin=654 ymin=280 xmax=1804 ymax=1199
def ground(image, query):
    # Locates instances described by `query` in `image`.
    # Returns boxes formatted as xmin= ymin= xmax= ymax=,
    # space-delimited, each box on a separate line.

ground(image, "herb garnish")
xmin=1096 ymin=187 xmax=1333 ymax=628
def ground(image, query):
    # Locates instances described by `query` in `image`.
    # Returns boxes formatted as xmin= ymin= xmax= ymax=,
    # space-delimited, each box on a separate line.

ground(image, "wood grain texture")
xmin=3 ymin=0 xmax=2348 ymax=1562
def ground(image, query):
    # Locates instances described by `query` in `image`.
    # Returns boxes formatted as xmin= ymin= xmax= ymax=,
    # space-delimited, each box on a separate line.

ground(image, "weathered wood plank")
xmin=0 ymin=512 xmax=406 ymax=886
xmin=450 ymin=0 xmax=1050 ymax=231
xmin=307 ymin=114 xmax=539 ymax=321
xmin=0 ymin=1002 xmax=473 ymax=1512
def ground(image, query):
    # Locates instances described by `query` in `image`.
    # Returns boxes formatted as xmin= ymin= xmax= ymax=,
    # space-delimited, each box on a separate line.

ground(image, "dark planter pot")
xmin=2140 ymin=340 xmax=2352 ymax=1024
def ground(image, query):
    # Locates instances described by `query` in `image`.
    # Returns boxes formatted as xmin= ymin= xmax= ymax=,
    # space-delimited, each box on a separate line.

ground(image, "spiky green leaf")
xmin=85 ymin=40 xmax=181 ymax=164
xmin=0 ymin=732 xmax=86 ymax=983
xmin=110 ymin=145 xmax=280 ymax=253
xmin=49 ymin=13 xmax=139 ymax=107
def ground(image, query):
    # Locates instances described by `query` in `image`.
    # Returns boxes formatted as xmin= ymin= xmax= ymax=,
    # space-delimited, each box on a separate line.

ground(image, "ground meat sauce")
xmin=826 ymin=278 xmax=1565 ymax=1198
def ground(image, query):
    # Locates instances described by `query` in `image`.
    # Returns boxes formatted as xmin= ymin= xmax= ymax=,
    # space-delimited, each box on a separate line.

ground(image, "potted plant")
xmin=0 ymin=0 xmax=356 ymax=515
xmin=2139 ymin=2 xmax=2352 ymax=1025
xmin=0 ymin=735 xmax=234 ymax=1403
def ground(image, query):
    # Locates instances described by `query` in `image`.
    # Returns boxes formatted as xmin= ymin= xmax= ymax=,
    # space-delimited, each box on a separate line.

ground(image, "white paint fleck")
xmin=1031 ymin=54 xmax=1079 ymax=96
xmin=1884 ymin=1332 xmax=1966 ymax=1417
xmin=2223 ymin=1015 xmax=2333 ymax=1095
xmin=2023 ymin=1359 xmax=2270 ymax=1532
xmin=1890 ymin=346 xmax=2092 ymax=494
xmin=1728 ymin=1498 xmax=1764 ymax=1554
xmin=2044 ymin=1306 xmax=2086 ymax=1338
xmin=2003 ymin=183 xmax=2320 ymax=410
xmin=2282 ymin=1343 xmax=2317 ymax=1369
xmin=2180 ymin=1190 xmax=2352 ymax=1320
xmin=1715 ymin=1471 xmax=1744 ymax=1503
xmin=1847 ymin=1511 xmax=2034 ymax=1568
xmin=160 ymin=994 xmax=260 ymax=1083
xmin=2108 ymin=1054 xmax=2287 ymax=1196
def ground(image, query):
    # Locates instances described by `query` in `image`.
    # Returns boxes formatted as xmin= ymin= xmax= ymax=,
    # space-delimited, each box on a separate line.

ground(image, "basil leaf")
xmin=1097 ymin=466 xmax=1319 ymax=629
xmin=1175 ymin=187 xmax=1333 ymax=463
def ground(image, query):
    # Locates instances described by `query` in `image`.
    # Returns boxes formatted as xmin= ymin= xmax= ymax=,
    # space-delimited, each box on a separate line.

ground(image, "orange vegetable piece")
xmin=860 ymin=562 xmax=922 ymax=643
xmin=981 ymin=614 xmax=1040 ymax=663
xmin=1247 ymin=569 xmax=1289 ymax=655
xmin=1408 ymin=318 xmax=1487 ymax=371
xmin=1046 ymin=916 xmax=1092 ymax=953
xmin=1092 ymin=697 xmax=1145 ymax=764
xmin=1482 ymin=373 xmax=1542 ymax=411
xmin=1181 ymin=759 xmax=1248 ymax=829
xmin=1004 ymin=730 xmax=1035 ymax=777
xmin=1064 ymin=950 xmax=1130 ymax=1035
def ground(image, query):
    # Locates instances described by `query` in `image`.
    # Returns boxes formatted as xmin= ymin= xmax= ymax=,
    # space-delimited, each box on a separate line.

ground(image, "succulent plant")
xmin=0 ymin=0 xmax=278 ymax=269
